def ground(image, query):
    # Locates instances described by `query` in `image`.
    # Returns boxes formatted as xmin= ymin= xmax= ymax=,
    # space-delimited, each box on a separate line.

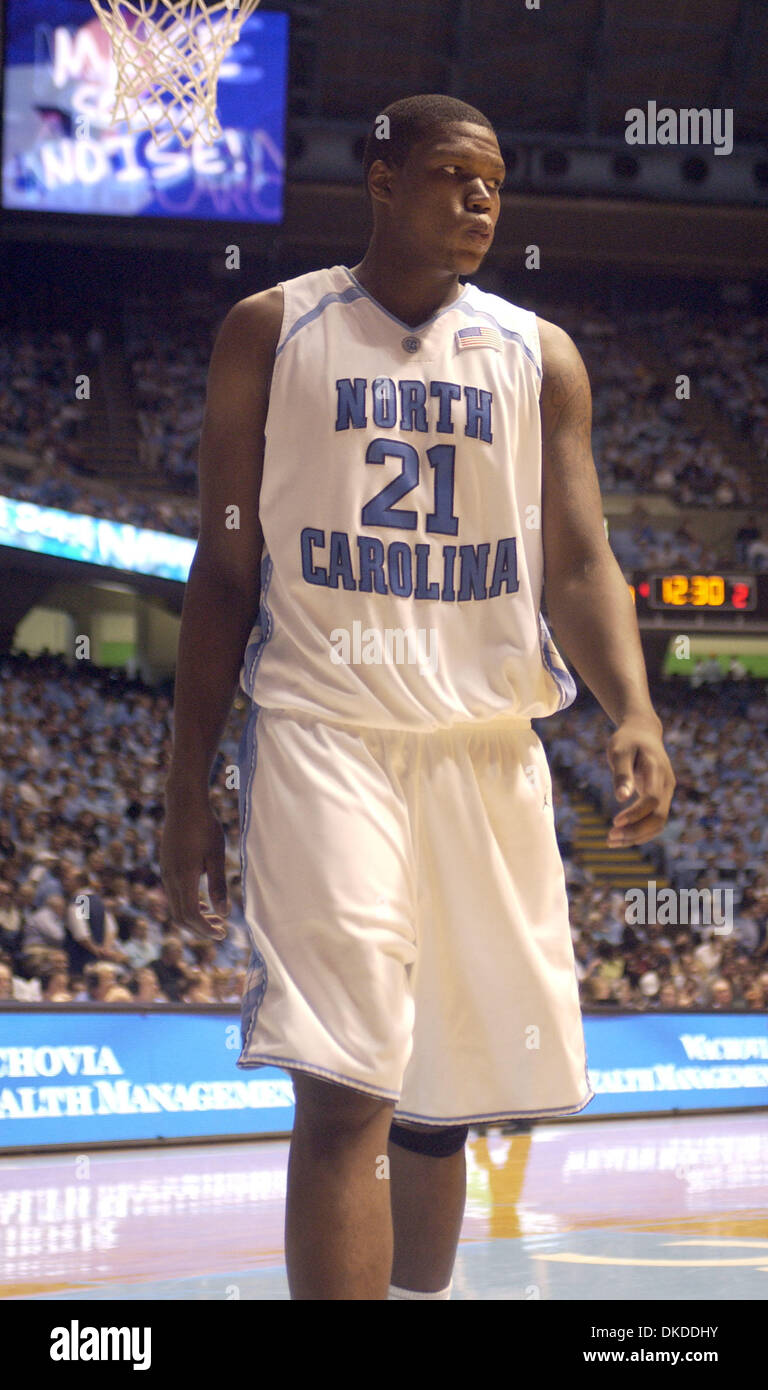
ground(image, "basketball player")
xmin=161 ymin=94 xmax=675 ymax=1301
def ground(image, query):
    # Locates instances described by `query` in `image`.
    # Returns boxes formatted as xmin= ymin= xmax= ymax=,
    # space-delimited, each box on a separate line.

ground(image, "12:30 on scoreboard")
xmin=630 ymin=572 xmax=768 ymax=618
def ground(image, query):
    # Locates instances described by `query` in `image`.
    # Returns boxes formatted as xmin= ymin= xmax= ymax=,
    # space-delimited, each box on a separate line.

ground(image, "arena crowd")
xmin=1 ymin=298 xmax=764 ymax=548
xmin=0 ymin=651 xmax=765 ymax=1012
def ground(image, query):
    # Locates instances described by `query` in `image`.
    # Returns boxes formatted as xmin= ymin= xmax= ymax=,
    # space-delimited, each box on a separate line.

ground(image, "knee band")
xmin=388 ymin=1121 xmax=469 ymax=1158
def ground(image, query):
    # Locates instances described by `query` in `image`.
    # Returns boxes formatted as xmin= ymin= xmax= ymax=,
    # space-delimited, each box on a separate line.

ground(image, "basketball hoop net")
xmin=89 ymin=0 xmax=262 ymax=148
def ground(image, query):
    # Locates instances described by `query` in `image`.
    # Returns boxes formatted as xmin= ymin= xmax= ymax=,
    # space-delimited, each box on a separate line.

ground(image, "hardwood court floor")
xmin=2 ymin=1111 xmax=767 ymax=1300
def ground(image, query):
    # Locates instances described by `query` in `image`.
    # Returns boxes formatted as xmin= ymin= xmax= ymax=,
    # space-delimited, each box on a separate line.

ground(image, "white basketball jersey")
xmin=239 ymin=264 xmax=576 ymax=730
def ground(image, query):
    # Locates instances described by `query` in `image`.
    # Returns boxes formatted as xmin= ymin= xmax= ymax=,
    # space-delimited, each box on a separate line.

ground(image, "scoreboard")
xmin=631 ymin=572 xmax=768 ymax=623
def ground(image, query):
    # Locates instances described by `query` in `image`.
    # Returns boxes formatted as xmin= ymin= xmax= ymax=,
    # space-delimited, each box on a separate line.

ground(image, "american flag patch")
xmin=455 ymin=324 xmax=503 ymax=352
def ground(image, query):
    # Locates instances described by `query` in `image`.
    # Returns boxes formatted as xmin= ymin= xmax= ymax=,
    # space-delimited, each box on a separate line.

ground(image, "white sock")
xmin=388 ymin=1281 xmax=452 ymax=1300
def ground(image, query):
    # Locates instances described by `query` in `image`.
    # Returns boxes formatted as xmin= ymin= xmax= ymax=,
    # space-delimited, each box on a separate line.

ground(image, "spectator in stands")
xmin=65 ymin=871 xmax=126 ymax=974
xmin=744 ymin=979 xmax=765 ymax=1010
xmin=726 ymin=657 xmax=749 ymax=680
xmin=122 ymin=917 xmax=161 ymax=972
xmin=210 ymin=967 xmax=233 ymax=1002
xmin=41 ymin=965 xmax=73 ymax=1003
xmin=150 ymin=936 xmax=190 ymax=1002
xmin=651 ymin=461 xmax=676 ymax=494
xmin=0 ymin=960 xmax=13 ymax=1000
xmin=586 ymin=975 xmax=616 ymax=1008
xmin=638 ymin=969 xmax=661 ymax=1003
xmin=123 ymin=880 xmax=154 ymax=922
xmin=189 ymin=938 xmax=217 ymax=972
xmin=746 ymin=528 xmax=768 ymax=569
xmin=103 ymin=985 xmax=134 ymax=1002
xmin=9 ymin=948 xmax=45 ymax=1001
xmin=102 ymin=876 xmax=133 ymax=934
xmin=0 ymin=881 xmax=22 ymax=958
xmin=691 ymin=654 xmax=724 ymax=687
xmin=145 ymin=885 xmax=173 ymax=935
xmin=74 ymin=961 xmax=121 ymax=1003
xmin=183 ymin=967 xmax=215 ymax=1003
xmin=572 ymin=935 xmax=595 ymax=983
xmin=720 ymin=951 xmax=752 ymax=1004
xmin=227 ymin=968 xmax=247 ymax=1003
xmin=0 ymin=819 xmax=16 ymax=859
xmin=709 ymin=978 xmax=734 ymax=1009
xmin=735 ymin=516 xmax=762 ymax=564
xmin=24 ymin=891 xmax=68 ymax=951
xmin=612 ymin=977 xmax=634 ymax=1007
xmin=590 ymin=940 xmax=626 ymax=983
xmin=210 ymin=880 xmax=250 ymax=967
xmin=132 ymin=966 xmax=168 ymax=1003
xmin=693 ymin=930 xmax=723 ymax=975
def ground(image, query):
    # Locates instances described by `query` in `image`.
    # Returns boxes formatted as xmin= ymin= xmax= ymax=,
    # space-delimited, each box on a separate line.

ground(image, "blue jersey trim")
xmin=234 ymin=1052 xmax=401 ymax=1101
xmin=454 ymin=299 xmax=542 ymax=378
xmin=274 ymin=271 xmax=540 ymax=377
xmin=233 ymin=1050 xmax=594 ymax=1121
xmin=275 ymin=284 xmax=366 ymax=359
xmin=538 ymin=612 xmax=577 ymax=711
xmin=341 ymin=266 xmax=471 ymax=334
xmin=237 ymin=704 xmax=269 ymax=1051
xmin=243 ymin=552 xmax=274 ymax=692
xmin=393 ymin=1088 xmax=595 ymax=1125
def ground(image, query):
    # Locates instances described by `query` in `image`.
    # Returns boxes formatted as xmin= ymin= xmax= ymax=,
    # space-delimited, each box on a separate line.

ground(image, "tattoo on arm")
xmin=542 ymin=359 xmax=592 ymax=457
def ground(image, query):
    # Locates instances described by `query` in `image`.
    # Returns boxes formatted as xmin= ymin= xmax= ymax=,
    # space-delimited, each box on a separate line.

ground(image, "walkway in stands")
xmin=570 ymin=792 xmax=671 ymax=889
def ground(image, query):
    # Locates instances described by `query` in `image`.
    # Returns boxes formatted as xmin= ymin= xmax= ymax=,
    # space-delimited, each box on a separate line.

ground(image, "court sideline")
xmin=2 ymin=1110 xmax=767 ymax=1301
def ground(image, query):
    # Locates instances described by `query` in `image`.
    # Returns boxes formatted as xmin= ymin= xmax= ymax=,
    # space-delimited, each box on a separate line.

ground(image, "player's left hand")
xmin=605 ymin=715 xmax=676 ymax=847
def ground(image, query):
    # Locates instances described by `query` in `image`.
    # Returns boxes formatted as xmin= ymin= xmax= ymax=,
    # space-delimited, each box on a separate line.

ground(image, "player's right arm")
xmin=160 ymin=287 xmax=283 ymax=938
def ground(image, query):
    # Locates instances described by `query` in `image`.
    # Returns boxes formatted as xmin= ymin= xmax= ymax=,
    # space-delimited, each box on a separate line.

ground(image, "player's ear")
xmin=366 ymin=158 xmax=395 ymax=208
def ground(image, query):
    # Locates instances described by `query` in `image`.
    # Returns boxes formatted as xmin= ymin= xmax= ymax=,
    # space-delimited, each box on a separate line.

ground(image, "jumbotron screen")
xmin=1 ymin=0 xmax=288 ymax=221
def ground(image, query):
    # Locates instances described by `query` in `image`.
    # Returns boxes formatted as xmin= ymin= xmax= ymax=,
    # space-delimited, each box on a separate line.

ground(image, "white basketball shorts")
xmin=236 ymin=705 xmax=593 ymax=1123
